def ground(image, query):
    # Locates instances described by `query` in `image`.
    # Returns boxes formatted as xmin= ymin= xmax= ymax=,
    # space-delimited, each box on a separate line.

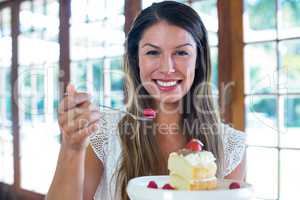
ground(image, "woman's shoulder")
xmin=220 ymin=123 xmax=246 ymax=144
xmin=88 ymin=108 xmax=124 ymax=163
xmin=99 ymin=108 xmax=125 ymax=126
xmin=220 ymin=123 xmax=247 ymax=176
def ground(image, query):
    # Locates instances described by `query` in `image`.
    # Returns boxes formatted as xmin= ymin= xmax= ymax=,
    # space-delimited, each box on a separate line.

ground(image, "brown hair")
xmin=115 ymin=2 xmax=224 ymax=199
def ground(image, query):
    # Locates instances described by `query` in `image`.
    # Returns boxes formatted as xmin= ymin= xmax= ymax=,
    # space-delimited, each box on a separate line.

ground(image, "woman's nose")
xmin=159 ymin=54 xmax=175 ymax=74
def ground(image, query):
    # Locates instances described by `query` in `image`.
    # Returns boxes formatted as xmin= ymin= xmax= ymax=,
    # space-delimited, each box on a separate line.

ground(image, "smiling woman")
xmin=46 ymin=2 xmax=246 ymax=200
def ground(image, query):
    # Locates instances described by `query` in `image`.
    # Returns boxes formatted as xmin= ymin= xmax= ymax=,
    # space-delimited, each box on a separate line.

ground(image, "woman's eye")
xmin=146 ymin=50 xmax=160 ymax=56
xmin=175 ymin=50 xmax=189 ymax=56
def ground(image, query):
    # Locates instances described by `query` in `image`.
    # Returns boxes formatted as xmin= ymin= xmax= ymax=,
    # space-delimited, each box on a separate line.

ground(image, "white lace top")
xmin=89 ymin=110 xmax=247 ymax=200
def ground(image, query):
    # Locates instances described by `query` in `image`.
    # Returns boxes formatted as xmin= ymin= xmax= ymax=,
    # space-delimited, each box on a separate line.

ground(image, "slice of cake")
xmin=168 ymin=139 xmax=218 ymax=190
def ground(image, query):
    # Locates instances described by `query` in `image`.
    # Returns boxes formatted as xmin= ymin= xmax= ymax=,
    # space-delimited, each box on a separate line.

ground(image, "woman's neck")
xmin=154 ymin=102 xmax=186 ymax=146
xmin=154 ymin=102 xmax=181 ymax=134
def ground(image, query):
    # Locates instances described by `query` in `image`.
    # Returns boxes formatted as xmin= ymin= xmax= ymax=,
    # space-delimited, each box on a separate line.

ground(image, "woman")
xmin=46 ymin=1 xmax=246 ymax=200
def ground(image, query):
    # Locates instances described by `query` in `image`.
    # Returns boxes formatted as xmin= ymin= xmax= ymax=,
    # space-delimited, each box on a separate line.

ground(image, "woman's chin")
xmin=154 ymin=95 xmax=182 ymax=105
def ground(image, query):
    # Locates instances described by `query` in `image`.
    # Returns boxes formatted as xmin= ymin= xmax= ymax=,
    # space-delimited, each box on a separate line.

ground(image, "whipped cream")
xmin=183 ymin=151 xmax=216 ymax=167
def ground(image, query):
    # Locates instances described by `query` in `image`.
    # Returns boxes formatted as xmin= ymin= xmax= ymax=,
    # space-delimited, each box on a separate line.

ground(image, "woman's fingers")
xmin=58 ymin=101 xmax=98 ymax=126
xmin=62 ymin=110 xmax=101 ymax=135
xmin=58 ymin=92 xmax=91 ymax=114
xmin=57 ymin=84 xmax=101 ymax=151
xmin=64 ymin=120 xmax=100 ymax=146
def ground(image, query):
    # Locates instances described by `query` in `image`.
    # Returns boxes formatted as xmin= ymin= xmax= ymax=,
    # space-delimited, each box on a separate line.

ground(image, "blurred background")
xmin=0 ymin=0 xmax=299 ymax=200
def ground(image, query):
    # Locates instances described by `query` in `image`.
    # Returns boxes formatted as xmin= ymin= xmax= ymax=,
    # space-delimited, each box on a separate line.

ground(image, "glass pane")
xmin=245 ymin=96 xmax=278 ymax=146
xmin=191 ymin=0 xmax=218 ymax=46
xmin=71 ymin=0 xmax=125 ymax=107
xmin=210 ymin=47 xmax=218 ymax=94
xmin=19 ymin=0 xmax=60 ymax=194
xmin=0 ymin=7 xmax=13 ymax=185
xmin=280 ymin=150 xmax=300 ymax=199
xmin=244 ymin=0 xmax=276 ymax=42
xmin=246 ymin=147 xmax=278 ymax=199
xmin=278 ymin=0 xmax=300 ymax=39
xmin=142 ymin=0 xmax=187 ymax=9
xmin=279 ymin=39 xmax=300 ymax=94
xmin=244 ymin=42 xmax=277 ymax=94
xmin=1 ymin=6 xmax=11 ymax=37
xmin=20 ymin=1 xmax=59 ymax=41
xmin=280 ymin=96 xmax=300 ymax=148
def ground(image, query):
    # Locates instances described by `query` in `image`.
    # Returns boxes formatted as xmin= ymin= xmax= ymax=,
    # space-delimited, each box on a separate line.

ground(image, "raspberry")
xmin=143 ymin=108 xmax=156 ymax=119
xmin=229 ymin=182 xmax=241 ymax=189
xmin=162 ymin=183 xmax=175 ymax=190
xmin=186 ymin=139 xmax=203 ymax=152
xmin=147 ymin=180 xmax=158 ymax=189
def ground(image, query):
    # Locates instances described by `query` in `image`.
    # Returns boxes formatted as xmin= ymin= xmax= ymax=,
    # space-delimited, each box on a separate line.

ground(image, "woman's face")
xmin=138 ymin=21 xmax=197 ymax=105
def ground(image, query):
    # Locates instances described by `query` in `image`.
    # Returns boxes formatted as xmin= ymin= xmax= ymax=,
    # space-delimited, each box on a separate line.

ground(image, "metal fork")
xmin=96 ymin=104 xmax=155 ymax=122
xmin=63 ymin=92 xmax=155 ymax=121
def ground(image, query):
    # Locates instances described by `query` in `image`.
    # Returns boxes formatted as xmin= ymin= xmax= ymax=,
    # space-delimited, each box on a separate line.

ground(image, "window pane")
xmin=244 ymin=0 xmax=276 ymax=42
xmin=19 ymin=0 xmax=60 ymax=194
xmin=0 ymin=7 xmax=13 ymax=185
xmin=278 ymin=0 xmax=300 ymax=39
xmin=142 ymin=0 xmax=187 ymax=9
xmin=210 ymin=47 xmax=218 ymax=93
xmin=245 ymin=96 xmax=278 ymax=146
xmin=70 ymin=0 xmax=125 ymax=107
xmin=246 ymin=147 xmax=278 ymax=199
xmin=280 ymin=96 xmax=300 ymax=148
xmin=280 ymin=150 xmax=300 ymax=199
xmin=191 ymin=0 xmax=218 ymax=46
xmin=244 ymin=42 xmax=277 ymax=94
xmin=279 ymin=39 xmax=300 ymax=94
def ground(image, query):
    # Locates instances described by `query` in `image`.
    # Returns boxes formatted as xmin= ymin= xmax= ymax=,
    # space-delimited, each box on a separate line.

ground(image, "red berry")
xmin=147 ymin=180 xmax=158 ymax=189
xmin=162 ymin=183 xmax=175 ymax=190
xmin=143 ymin=108 xmax=156 ymax=119
xmin=229 ymin=182 xmax=241 ymax=189
xmin=185 ymin=139 xmax=203 ymax=151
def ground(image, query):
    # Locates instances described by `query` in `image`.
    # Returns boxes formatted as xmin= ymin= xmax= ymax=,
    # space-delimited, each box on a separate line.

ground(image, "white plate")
xmin=127 ymin=176 xmax=254 ymax=200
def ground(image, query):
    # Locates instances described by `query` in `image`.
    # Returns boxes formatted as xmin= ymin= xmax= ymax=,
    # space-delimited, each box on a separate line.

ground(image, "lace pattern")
xmin=221 ymin=124 xmax=247 ymax=176
xmin=89 ymin=109 xmax=123 ymax=163
xmin=89 ymin=111 xmax=247 ymax=200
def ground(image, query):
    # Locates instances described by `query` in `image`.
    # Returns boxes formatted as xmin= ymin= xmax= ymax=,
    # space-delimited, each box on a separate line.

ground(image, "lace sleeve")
xmin=88 ymin=109 xmax=123 ymax=164
xmin=222 ymin=124 xmax=247 ymax=177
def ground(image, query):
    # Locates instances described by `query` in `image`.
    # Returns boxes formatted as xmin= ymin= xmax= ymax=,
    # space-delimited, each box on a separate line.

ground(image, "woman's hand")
xmin=58 ymin=84 xmax=101 ymax=152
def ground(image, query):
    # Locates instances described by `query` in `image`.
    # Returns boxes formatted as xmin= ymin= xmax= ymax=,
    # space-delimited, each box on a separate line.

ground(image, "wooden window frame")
xmin=0 ymin=0 xmax=245 ymax=199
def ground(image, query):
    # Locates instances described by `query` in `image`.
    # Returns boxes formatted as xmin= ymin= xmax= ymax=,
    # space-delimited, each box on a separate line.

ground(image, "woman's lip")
xmin=153 ymin=79 xmax=182 ymax=82
xmin=158 ymin=85 xmax=177 ymax=92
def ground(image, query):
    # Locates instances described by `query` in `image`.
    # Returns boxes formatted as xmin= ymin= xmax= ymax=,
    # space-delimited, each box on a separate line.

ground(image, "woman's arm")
xmin=83 ymin=145 xmax=103 ymax=200
xmin=46 ymin=84 xmax=102 ymax=200
xmin=46 ymin=145 xmax=102 ymax=200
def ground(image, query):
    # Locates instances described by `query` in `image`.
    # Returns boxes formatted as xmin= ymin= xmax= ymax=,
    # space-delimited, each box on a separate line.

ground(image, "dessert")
xmin=168 ymin=139 xmax=218 ymax=190
xmin=143 ymin=108 xmax=156 ymax=119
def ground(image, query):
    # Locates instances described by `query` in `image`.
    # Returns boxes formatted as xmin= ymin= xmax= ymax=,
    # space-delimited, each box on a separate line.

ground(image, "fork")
xmin=64 ymin=92 xmax=155 ymax=121
xmin=96 ymin=103 xmax=155 ymax=122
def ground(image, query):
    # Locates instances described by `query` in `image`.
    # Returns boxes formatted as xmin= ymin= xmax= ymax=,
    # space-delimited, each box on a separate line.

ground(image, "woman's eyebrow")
xmin=141 ymin=43 xmax=160 ymax=49
xmin=175 ymin=43 xmax=194 ymax=48
xmin=141 ymin=43 xmax=194 ymax=49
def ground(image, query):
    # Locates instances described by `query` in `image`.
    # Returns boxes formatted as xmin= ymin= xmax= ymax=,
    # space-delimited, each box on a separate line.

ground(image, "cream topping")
xmin=182 ymin=151 xmax=216 ymax=167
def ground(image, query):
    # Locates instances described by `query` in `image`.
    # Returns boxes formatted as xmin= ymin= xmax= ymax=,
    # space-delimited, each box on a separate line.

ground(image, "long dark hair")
xmin=115 ymin=2 xmax=223 ymax=199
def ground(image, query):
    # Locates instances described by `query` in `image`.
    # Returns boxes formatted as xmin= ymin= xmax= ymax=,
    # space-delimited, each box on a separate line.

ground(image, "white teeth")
xmin=156 ymin=80 xmax=178 ymax=87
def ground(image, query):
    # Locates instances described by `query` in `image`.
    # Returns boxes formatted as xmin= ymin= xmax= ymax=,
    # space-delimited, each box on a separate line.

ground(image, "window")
xmin=18 ymin=0 xmax=60 ymax=193
xmin=244 ymin=0 xmax=300 ymax=199
xmin=190 ymin=0 xmax=218 ymax=91
xmin=70 ymin=0 xmax=125 ymax=108
xmin=0 ymin=6 xmax=13 ymax=185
